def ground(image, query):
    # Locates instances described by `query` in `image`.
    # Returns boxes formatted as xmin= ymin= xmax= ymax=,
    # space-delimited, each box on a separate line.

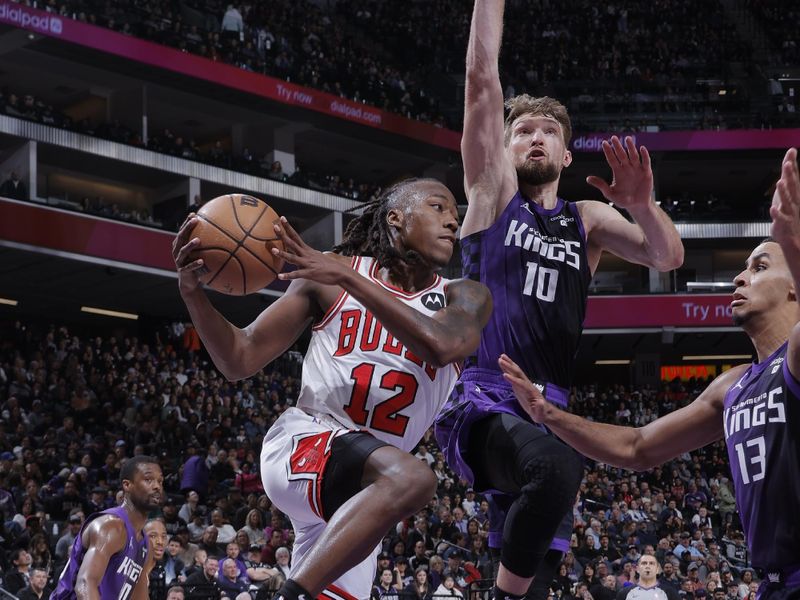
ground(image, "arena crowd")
xmin=0 ymin=320 xmax=753 ymax=599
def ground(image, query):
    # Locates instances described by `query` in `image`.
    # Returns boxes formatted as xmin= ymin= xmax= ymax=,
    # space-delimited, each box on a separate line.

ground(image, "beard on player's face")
xmin=516 ymin=159 xmax=562 ymax=186
xmin=732 ymin=313 xmax=749 ymax=327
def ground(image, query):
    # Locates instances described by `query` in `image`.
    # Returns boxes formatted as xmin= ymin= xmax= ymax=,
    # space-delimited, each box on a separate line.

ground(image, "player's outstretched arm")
xmin=580 ymin=136 xmax=683 ymax=272
xmin=173 ymin=214 xmax=317 ymax=381
xmin=74 ymin=517 xmax=127 ymax=600
xmin=770 ymin=147 xmax=800 ymax=380
xmin=460 ymin=0 xmax=517 ymax=238
xmin=499 ymin=353 xmax=743 ymax=471
xmin=273 ymin=219 xmax=493 ymax=368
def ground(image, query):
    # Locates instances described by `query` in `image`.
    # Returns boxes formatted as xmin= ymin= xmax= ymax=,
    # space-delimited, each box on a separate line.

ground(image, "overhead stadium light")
xmin=595 ymin=359 xmax=631 ymax=365
xmin=81 ymin=306 xmax=138 ymax=320
xmin=0 ymin=297 xmax=18 ymax=306
xmin=682 ymin=354 xmax=751 ymax=361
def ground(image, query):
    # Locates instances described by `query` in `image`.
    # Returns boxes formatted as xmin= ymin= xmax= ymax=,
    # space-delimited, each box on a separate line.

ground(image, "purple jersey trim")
xmin=459 ymin=368 xmax=569 ymax=408
xmin=783 ymin=358 xmax=800 ymax=399
xmin=434 ymin=368 xmax=570 ymax=488
xmin=565 ymin=201 xmax=588 ymax=245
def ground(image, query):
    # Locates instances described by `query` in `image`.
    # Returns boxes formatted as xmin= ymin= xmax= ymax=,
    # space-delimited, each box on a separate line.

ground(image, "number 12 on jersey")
xmin=523 ymin=261 xmax=559 ymax=302
xmin=344 ymin=363 xmax=419 ymax=437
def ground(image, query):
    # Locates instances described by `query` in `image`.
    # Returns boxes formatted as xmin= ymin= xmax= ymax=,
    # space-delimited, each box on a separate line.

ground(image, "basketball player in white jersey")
xmin=172 ymin=178 xmax=492 ymax=600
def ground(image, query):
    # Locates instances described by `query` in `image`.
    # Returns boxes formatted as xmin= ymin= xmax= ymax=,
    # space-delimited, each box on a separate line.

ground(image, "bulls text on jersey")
xmin=334 ymin=308 xmax=438 ymax=382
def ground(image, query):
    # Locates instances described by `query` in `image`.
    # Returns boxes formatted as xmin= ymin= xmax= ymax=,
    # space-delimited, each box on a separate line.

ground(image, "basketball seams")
xmin=194 ymin=194 xmax=283 ymax=295
xmin=231 ymin=194 xmax=282 ymax=242
xmin=206 ymin=251 xmax=246 ymax=295
xmin=199 ymin=212 xmax=280 ymax=278
xmin=230 ymin=194 xmax=267 ymax=236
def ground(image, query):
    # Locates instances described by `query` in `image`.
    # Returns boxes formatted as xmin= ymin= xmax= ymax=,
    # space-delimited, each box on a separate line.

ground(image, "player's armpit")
xmin=787 ymin=322 xmax=800 ymax=383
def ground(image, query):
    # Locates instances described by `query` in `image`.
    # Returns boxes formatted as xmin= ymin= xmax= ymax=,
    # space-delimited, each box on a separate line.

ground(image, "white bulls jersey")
xmin=297 ymin=255 xmax=459 ymax=452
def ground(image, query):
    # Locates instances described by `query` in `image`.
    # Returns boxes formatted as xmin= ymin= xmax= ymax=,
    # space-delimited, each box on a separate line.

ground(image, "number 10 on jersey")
xmin=523 ymin=261 xmax=559 ymax=302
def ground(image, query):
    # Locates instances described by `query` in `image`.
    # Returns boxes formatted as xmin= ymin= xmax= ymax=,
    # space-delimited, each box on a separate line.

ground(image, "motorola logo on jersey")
xmin=421 ymin=292 xmax=445 ymax=311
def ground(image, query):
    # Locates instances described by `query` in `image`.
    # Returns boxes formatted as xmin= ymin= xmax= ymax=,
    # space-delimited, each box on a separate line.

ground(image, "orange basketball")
xmin=188 ymin=194 xmax=284 ymax=295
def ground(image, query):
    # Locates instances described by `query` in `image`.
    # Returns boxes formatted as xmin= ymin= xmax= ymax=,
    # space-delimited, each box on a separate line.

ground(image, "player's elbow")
xmin=648 ymin=243 xmax=684 ymax=272
xmin=654 ymin=250 xmax=684 ymax=272
xmin=628 ymin=435 xmax=660 ymax=472
xmin=218 ymin=357 xmax=257 ymax=382
xmin=465 ymin=48 xmax=499 ymax=81
xmin=430 ymin=334 xmax=480 ymax=369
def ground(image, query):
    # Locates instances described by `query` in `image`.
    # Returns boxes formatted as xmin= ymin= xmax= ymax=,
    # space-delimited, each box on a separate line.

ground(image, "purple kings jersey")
xmin=723 ymin=342 xmax=800 ymax=569
xmin=461 ymin=192 xmax=590 ymax=387
xmin=51 ymin=506 xmax=149 ymax=600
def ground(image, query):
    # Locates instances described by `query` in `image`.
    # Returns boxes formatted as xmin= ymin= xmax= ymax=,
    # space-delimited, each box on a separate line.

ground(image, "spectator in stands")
xmin=183 ymin=548 xmax=208 ymax=580
xmin=433 ymin=574 xmax=463 ymax=599
xmin=198 ymin=525 xmax=222 ymax=555
xmin=660 ymin=560 xmax=682 ymax=590
xmin=163 ymin=497 xmax=188 ymax=536
xmin=275 ymin=547 xmax=291 ymax=580
xmin=164 ymin=536 xmax=186 ymax=585
xmin=218 ymin=557 xmax=250 ymax=600
xmin=261 ymin=528 xmax=285 ymax=566
xmin=233 ymin=461 xmax=261 ymax=494
xmin=185 ymin=555 xmax=222 ymax=593
xmin=241 ymin=509 xmax=265 ymax=547
xmin=165 ymin=587 xmax=184 ymax=600
xmin=3 ymin=548 xmax=33 ymax=594
xmin=267 ymin=161 xmax=285 ymax=182
xmin=408 ymin=567 xmax=431 ymax=600
xmin=1 ymin=171 xmax=26 ymax=200
xmin=220 ymin=5 xmax=244 ymax=38
xmin=55 ymin=512 xmax=83 ymax=563
xmin=15 ymin=566 xmax=51 ymax=600
xmin=674 ymin=532 xmax=704 ymax=559
xmin=372 ymin=568 xmax=401 ymax=600
xmin=243 ymin=544 xmax=279 ymax=593
xmin=442 ymin=551 xmax=468 ymax=591
xmin=187 ymin=512 xmax=207 ymax=543
xmin=178 ymin=490 xmax=201 ymax=524
xmin=210 ymin=509 xmax=236 ymax=545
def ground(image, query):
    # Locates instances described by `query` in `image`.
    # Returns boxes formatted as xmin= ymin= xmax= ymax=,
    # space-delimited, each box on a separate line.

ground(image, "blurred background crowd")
xmin=0 ymin=320 xmax=753 ymax=599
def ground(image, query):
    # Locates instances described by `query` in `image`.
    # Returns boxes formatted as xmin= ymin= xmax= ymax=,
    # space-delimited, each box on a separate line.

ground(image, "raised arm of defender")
xmin=771 ymin=147 xmax=800 ymax=380
xmin=460 ymin=0 xmax=518 ymax=237
xmin=579 ymin=136 xmax=684 ymax=273
xmin=498 ymin=353 xmax=745 ymax=472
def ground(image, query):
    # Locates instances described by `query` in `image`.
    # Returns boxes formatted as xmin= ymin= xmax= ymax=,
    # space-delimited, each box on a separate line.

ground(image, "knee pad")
xmin=499 ymin=448 xmax=582 ymax=578
xmin=517 ymin=446 xmax=582 ymax=515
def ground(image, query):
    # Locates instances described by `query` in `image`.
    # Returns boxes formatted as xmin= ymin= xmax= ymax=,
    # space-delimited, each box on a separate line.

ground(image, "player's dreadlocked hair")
xmin=333 ymin=178 xmax=441 ymax=270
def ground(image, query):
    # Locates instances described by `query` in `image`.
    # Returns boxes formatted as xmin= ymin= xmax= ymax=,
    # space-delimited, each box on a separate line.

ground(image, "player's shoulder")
xmin=575 ymin=199 xmax=616 ymax=222
xmin=81 ymin=513 xmax=129 ymax=551
xmin=445 ymin=278 xmax=491 ymax=303
xmin=700 ymin=363 xmax=751 ymax=405
xmin=444 ymin=278 xmax=492 ymax=319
